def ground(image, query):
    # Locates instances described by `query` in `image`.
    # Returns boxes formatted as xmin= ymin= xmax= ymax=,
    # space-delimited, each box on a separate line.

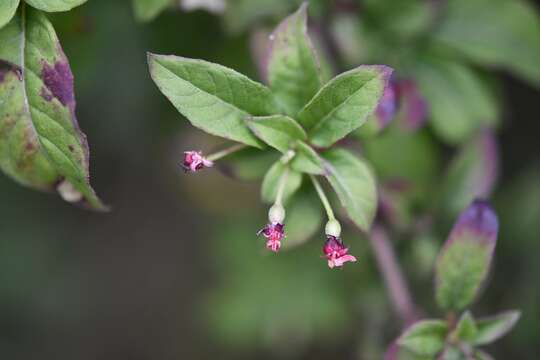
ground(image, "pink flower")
xmin=258 ymin=222 xmax=285 ymax=252
xmin=182 ymin=151 xmax=213 ymax=172
xmin=323 ymin=236 xmax=357 ymax=268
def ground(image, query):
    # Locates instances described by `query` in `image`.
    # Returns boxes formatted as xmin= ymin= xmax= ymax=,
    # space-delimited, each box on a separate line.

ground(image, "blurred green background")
xmin=0 ymin=0 xmax=539 ymax=358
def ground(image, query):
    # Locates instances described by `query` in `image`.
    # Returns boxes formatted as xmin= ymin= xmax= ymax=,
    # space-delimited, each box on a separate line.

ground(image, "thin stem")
xmin=369 ymin=225 xmax=419 ymax=326
xmin=310 ymin=175 xmax=335 ymax=220
xmin=275 ymin=167 xmax=290 ymax=206
xmin=206 ymin=143 xmax=246 ymax=162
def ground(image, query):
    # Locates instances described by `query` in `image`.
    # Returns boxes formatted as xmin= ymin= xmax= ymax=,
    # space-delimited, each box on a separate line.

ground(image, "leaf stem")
xmin=310 ymin=175 xmax=335 ymax=220
xmin=206 ymin=143 xmax=246 ymax=162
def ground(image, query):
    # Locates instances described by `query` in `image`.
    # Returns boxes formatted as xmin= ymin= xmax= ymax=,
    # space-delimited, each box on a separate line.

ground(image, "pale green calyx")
xmin=269 ymin=204 xmax=286 ymax=224
xmin=325 ymin=219 xmax=342 ymax=237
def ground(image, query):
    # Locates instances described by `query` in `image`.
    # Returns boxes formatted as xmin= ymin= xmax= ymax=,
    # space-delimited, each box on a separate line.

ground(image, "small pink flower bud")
xmin=323 ymin=236 xmax=357 ymax=269
xmin=182 ymin=151 xmax=213 ymax=172
xmin=258 ymin=222 xmax=285 ymax=253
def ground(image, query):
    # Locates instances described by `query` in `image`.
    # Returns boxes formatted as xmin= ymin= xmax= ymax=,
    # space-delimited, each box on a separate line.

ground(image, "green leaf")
xmin=133 ymin=0 xmax=171 ymax=22
xmin=267 ymin=2 xmax=322 ymax=115
xmin=282 ymin=189 xmax=322 ymax=249
xmin=261 ymin=161 xmax=302 ymax=204
xmin=0 ymin=0 xmax=19 ymax=29
xmin=148 ymin=53 xmax=278 ymax=148
xmin=0 ymin=7 xmax=104 ymax=209
xmin=298 ymin=65 xmax=392 ymax=147
xmin=414 ymin=59 xmax=499 ymax=144
xmin=397 ymin=319 xmax=448 ymax=356
xmin=435 ymin=201 xmax=498 ymax=311
xmin=433 ymin=0 xmax=540 ymax=86
xmin=474 ymin=310 xmax=521 ymax=345
xmin=452 ymin=311 xmax=478 ymax=343
xmin=246 ymin=115 xmax=306 ymax=153
xmin=290 ymin=140 xmax=324 ymax=175
xmin=24 ymin=0 xmax=87 ymax=12
xmin=322 ymin=148 xmax=377 ymax=231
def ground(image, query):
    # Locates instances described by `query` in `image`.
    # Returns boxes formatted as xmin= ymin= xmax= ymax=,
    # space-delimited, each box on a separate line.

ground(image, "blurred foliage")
xmin=0 ymin=0 xmax=539 ymax=359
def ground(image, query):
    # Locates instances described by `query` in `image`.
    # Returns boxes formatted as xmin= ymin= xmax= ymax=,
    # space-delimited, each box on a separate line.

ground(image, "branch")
xmin=368 ymin=224 xmax=420 ymax=326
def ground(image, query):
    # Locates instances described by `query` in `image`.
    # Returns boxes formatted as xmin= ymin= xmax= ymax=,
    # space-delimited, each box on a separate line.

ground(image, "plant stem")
xmin=310 ymin=175 xmax=335 ymax=220
xmin=206 ymin=143 xmax=246 ymax=162
xmin=275 ymin=167 xmax=290 ymax=206
xmin=369 ymin=225 xmax=419 ymax=326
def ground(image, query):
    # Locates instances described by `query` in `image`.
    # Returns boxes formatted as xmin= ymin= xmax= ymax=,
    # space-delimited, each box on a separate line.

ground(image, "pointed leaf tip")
xmin=267 ymin=0 xmax=322 ymax=115
xmin=148 ymin=54 xmax=277 ymax=147
xmin=299 ymin=64 xmax=394 ymax=147
xmin=435 ymin=200 xmax=499 ymax=311
xmin=451 ymin=199 xmax=498 ymax=246
xmin=475 ymin=310 xmax=521 ymax=345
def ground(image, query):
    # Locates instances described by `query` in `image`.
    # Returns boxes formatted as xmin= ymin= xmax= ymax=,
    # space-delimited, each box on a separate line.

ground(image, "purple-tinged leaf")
xmin=435 ymin=200 xmax=499 ymax=310
xmin=357 ymin=81 xmax=397 ymax=137
xmin=474 ymin=310 xmax=521 ymax=345
xmin=0 ymin=7 xmax=105 ymax=209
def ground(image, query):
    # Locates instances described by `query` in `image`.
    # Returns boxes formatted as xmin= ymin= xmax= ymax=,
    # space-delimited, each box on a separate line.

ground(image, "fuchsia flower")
xmin=182 ymin=151 xmax=213 ymax=172
xmin=258 ymin=222 xmax=285 ymax=252
xmin=323 ymin=235 xmax=357 ymax=269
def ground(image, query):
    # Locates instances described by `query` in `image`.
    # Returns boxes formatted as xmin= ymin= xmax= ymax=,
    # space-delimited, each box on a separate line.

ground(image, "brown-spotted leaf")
xmin=0 ymin=6 xmax=105 ymax=209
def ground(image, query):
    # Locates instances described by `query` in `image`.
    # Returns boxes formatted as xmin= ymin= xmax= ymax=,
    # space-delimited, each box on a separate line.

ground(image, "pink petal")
xmin=333 ymin=254 xmax=357 ymax=267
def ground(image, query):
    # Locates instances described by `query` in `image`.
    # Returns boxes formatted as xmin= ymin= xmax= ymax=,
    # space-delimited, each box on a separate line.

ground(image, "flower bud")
xmin=325 ymin=219 xmax=342 ymax=238
xmin=268 ymin=204 xmax=285 ymax=224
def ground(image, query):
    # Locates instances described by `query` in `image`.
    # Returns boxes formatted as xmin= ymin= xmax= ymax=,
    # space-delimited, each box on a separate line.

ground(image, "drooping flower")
xmin=258 ymin=222 xmax=285 ymax=252
xmin=323 ymin=235 xmax=357 ymax=268
xmin=182 ymin=151 xmax=213 ymax=172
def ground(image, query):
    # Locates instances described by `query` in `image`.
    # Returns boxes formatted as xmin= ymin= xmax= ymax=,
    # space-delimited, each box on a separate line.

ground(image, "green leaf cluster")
xmin=395 ymin=200 xmax=520 ymax=358
xmin=148 ymin=3 xmax=391 ymax=233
